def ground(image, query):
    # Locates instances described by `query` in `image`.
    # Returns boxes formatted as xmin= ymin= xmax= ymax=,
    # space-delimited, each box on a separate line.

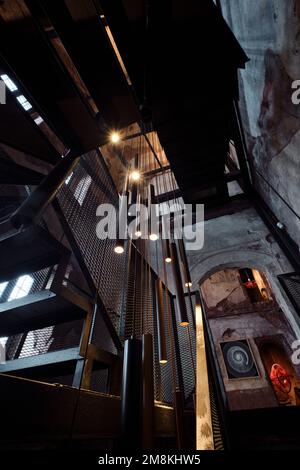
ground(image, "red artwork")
xmin=270 ymin=363 xmax=292 ymax=394
xmin=244 ymin=280 xmax=257 ymax=289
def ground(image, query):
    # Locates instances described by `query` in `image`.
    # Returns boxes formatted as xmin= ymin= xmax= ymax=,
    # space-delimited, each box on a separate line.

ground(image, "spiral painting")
xmin=220 ymin=340 xmax=259 ymax=379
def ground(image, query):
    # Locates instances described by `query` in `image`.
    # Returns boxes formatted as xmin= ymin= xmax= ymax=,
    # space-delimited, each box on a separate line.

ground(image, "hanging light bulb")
xmin=148 ymin=184 xmax=159 ymax=241
xmin=149 ymin=233 xmax=158 ymax=241
xmin=135 ymin=230 xmax=142 ymax=238
xmin=156 ymin=279 xmax=168 ymax=364
xmin=115 ymin=190 xmax=128 ymax=254
xmin=130 ymin=170 xmax=141 ymax=181
xmin=110 ymin=131 xmax=120 ymax=143
xmin=170 ymin=241 xmax=189 ymax=327
xmin=178 ymin=239 xmax=192 ymax=289
xmin=165 ymin=238 xmax=172 ymax=263
xmin=114 ymin=240 xmax=125 ymax=254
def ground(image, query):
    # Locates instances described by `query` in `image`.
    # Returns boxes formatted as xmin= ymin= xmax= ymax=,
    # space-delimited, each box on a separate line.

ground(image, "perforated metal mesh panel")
xmin=57 ymin=150 xmax=128 ymax=336
xmin=0 ymin=266 xmax=53 ymax=304
xmin=121 ymin=245 xmax=191 ymax=405
xmin=90 ymin=368 xmax=109 ymax=394
xmin=278 ymin=273 xmax=300 ymax=316
xmin=5 ymin=318 xmax=83 ymax=360
xmin=208 ymin=372 xmax=225 ymax=450
xmin=174 ymin=294 xmax=196 ymax=406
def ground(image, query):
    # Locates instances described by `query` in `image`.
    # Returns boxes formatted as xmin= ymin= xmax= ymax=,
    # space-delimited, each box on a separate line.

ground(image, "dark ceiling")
xmin=0 ymin=0 xmax=248 ymax=204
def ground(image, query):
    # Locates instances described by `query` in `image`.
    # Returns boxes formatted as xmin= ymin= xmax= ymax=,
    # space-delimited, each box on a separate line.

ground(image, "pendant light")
xmin=148 ymin=184 xmax=159 ymax=241
xmin=164 ymin=238 xmax=172 ymax=263
xmin=178 ymin=238 xmax=192 ymax=287
xmin=170 ymin=241 xmax=189 ymax=326
xmin=155 ymin=278 xmax=168 ymax=364
xmin=114 ymin=190 xmax=128 ymax=254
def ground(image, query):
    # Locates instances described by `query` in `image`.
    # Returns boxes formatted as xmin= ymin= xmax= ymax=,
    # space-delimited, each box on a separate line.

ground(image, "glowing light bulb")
xmin=130 ymin=171 xmax=140 ymax=181
xmin=159 ymin=359 xmax=168 ymax=365
xmin=114 ymin=245 xmax=124 ymax=254
xmin=185 ymin=282 xmax=192 ymax=288
xmin=149 ymin=233 xmax=158 ymax=241
xmin=110 ymin=132 xmax=120 ymax=143
xmin=165 ymin=257 xmax=172 ymax=263
xmin=135 ymin=230 xmax=142 ymax=238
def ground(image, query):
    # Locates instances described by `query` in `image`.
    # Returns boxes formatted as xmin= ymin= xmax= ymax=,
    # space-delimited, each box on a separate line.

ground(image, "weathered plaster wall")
xmin=187 ymin=207 xmax=300 ymax=337
xmin=220 ymin=0 xmax=300 ymax=246
xmin=201 ymin=268 xmax=248 ymax=309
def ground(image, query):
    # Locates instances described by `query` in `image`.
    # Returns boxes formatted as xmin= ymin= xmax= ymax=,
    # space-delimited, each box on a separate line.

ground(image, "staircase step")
xmin=0 ymin=225 xmax=70 ymax=283
xmin=0 ymin=347 xmax=81 ymax=375
xmin=0 ymin=285 xmax=91 ymax=336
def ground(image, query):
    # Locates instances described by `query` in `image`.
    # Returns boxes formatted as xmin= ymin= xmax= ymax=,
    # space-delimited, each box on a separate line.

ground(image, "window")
xmin=16 ymin=94 xmax=32 ymax=111
xmin=8 ymin=275 xmax=34 ymax=301
xmin=65 ymin=172 xmax=74 ymax=185
xmin=34 ymin=115 xmax=44 ymax=125
xmin=74 ymin=175 xmax=92 ymax=205
xmin=0 ymin=74 xmax=18 ymax=92
xmin=0 ymin=282 xmax=8 ymax=297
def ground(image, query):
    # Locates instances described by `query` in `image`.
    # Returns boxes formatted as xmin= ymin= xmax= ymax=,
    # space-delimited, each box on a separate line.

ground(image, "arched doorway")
xmin=258 ymin=342 xmax=300 ymax=406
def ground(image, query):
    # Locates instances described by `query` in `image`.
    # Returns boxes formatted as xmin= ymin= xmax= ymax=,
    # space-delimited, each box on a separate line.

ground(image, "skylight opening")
xmin=0 ymin=336 xmax=7 ymax=350
xmin=0 ymin=74 xmax=18 ymax=92
xmin=16 ymin=94 xmax=32 ymax=111
xmin=34 ymin=115 xmax=44 ymax=125
xmin=65 ymin=172 xmax=74 ymax=185
xmin=74 ymin=175 xmax=92 ymax=205
xmin=0 ymin=282 xmax=8 ymax=297
xmin=8 ymin=275 xmax=34 ymax=301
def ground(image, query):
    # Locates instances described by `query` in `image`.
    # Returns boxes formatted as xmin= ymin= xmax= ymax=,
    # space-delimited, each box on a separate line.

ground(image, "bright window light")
xmin=0 ymin=282 xmax=8 ymax=297
xmin=65 ymin=172 xmax=74 ymax=185
xmin=8 ymin=275 xmax=33 ymax=301
xmin=0 ymin=74 xmax=18 ymax=92
xmin=16 ymin=94 xmax=32 ymax=111
xmin=74 ymin=175 xmax=92 ymax=205
xmin=34 ymin=115 xmax=44 ymax=125
xmin=0 ymin=336 xmax=7 ymax=349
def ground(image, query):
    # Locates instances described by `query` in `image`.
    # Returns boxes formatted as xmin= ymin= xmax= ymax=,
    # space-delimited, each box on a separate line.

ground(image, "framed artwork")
xmin=220 ymin=339 xmax=259 ymax=379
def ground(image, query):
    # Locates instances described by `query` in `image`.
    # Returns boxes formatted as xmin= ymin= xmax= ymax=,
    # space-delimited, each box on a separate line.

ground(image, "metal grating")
xmin=0 ymin=266 xmax=53 ymax=304
xmin=5 ymin=318 xmax=83 ymax=360
xmin=122 ymin=246 xmax=185 ymax=405
xmin=89 ymin=368 xmax=109 ymax=394
xmin=278 ymin=273 xmax=300 ymax=318
xmin=175 ymin=294 xmax=196 ymax=406
xmin=208 ymin=372 xmax=225 ymax=450
xmin=57 ymin=150 xmax=128 ymax=337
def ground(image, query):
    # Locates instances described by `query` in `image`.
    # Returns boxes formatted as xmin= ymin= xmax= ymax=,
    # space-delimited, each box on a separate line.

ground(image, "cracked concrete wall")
xmin=220 ymin=0 xmax=300 ymax=246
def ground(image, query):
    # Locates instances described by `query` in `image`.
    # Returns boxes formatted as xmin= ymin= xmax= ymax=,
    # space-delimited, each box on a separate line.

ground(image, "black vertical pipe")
xmin=148 ymin=184 xmax=158 ymax=239
xmin=121 ymin=337 xmax=142 ymax=448
xmin=155 ymin=278 xmax=167 ymax=364
xmin=151 ymin=274 xmax=162 ymax=401
xmin=170 ymin=242 xmax=189 ymax=326
xmin=178 ymin=238 xmax=192 ymax=287
xmin=170 ymin=295 xmax=185 ymax=396
xmin=142 ymin=333 xmax=154 ymax=449
xmin=164 ymin=238 xmax=172 ymax=262
xmin=174 ymin=389 xmax=188 ymax=449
